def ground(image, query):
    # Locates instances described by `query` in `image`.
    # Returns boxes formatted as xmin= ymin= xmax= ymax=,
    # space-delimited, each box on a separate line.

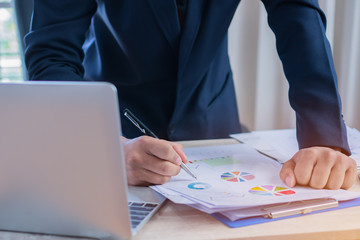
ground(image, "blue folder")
xmin=211 ymin=198 xmax=360 ymax=228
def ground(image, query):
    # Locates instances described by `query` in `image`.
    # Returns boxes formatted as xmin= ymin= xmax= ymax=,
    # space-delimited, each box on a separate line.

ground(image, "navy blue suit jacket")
xmin=25 ymin=0 xmax=350 ymax=154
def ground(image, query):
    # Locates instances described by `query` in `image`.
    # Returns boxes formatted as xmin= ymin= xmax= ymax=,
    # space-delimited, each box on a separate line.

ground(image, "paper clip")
xmin=262 ymin=198 xmax=338 ymax=219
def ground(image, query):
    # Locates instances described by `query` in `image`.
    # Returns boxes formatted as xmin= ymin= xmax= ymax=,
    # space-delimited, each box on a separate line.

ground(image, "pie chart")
xmin=249 ymin=185 xmax=295 ymax=196
xmin=221 ymin=171 xmax=255 ymax=182
xmin=187 ymin=182 xmax=211 ymax=190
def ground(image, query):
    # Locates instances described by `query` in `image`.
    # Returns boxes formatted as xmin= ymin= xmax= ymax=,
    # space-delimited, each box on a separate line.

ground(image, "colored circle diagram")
xmin=249 ymin=185 xmax=295 ymax=196
xmin=188 ymin=182 xmax=211 ymax=190
xmin=221 ymin=171 xmax=255 ymax=182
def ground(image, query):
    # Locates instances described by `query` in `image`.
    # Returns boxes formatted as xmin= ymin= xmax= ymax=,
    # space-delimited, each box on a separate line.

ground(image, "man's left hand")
xmin=280 ymin=146 xmax=357 ymax=190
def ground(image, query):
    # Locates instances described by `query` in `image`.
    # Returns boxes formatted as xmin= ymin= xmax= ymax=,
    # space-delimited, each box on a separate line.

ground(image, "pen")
xmin=123 ymin=108 xmax=197 ymax=180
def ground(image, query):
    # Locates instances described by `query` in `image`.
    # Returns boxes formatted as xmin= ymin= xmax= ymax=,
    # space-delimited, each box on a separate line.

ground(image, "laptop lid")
xmin=0 ymin=81 xmax=133 ymax=239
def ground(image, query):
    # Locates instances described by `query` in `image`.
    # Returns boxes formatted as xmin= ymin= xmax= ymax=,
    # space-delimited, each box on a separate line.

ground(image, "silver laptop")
xmin=0 ymin=81 xmax=166 ymax=239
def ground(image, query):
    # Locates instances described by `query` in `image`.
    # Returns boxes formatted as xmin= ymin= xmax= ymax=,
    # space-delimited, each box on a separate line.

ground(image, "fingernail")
xmin=176 ymin=157 xmax=182 ymax=165
xmin=285 ymin=176 xmax=294 ymax=187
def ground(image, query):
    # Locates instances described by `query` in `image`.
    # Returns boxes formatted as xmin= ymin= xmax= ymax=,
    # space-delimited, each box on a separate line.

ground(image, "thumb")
xmin=280 ymin=159 xmax=296 ymax=188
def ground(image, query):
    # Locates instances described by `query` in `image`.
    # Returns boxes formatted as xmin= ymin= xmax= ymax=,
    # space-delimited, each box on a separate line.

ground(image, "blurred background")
xmin=0 ymin=0 xmax=23 ymax=82
xmin=0 ymin=0 xmax=359 ymax=131
xmin=229 ymin=0 xmax=360 ymax=131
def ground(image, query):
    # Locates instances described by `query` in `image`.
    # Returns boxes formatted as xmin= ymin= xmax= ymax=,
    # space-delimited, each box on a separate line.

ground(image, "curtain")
xmin=228 ymin=0 xmax=360 ymax=131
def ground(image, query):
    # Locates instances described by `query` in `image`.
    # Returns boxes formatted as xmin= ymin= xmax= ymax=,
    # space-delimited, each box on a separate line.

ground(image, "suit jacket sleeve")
xmin=25 ymin=0 xmax=97 ymax=81
xmin=261 ymin=0 xmax=350 ymax=154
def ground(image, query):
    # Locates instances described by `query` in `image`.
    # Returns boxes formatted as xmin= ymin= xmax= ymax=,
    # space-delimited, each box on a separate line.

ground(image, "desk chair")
xmin=13 ymin=0 xmax=33 ymax=80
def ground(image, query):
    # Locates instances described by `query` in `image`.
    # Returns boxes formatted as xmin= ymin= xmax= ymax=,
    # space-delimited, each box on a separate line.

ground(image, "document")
xmin=151 ymin=144 xmax=360 ymax=221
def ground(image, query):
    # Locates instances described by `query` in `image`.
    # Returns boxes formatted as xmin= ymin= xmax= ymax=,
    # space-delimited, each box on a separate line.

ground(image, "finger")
xmin=292 ymin=152 xmax=316 ymax=186
xmin=127 ymin=168 xmax=171 ymax=186
xmin=309 ymin=158 xmax=334 ymax=189
xmin=142 ymin=155 xmax=182 ymax=176
xmin=140 ymin=168 xmax=172 ymax=185
xmin=341 ymin=158 xmax=357 ymax=189
xmin=280 ymin=159 xmax=296 ymax=187
xmin=126 ymin=154 xmax=180 ymax=184
xmin=325 ymin=162 xmax=346 ymax=190
xmin=143 ymin=138 xmax=182 ymax=165
xmin=171 ymin=143 xmax=188 ymax=164
xmin=126 ymin=147 xmax=181 ymax=176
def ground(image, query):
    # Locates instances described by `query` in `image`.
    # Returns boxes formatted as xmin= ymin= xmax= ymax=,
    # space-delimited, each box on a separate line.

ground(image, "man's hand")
xmin=122 ymin=136 xmax=187 ymax=186
xmin=280 ymin=146 xmax=357 ymax=190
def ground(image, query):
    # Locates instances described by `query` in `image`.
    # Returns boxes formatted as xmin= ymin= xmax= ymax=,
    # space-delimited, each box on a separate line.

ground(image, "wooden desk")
xmin=1 ymin=139 xmax=360 ymax=240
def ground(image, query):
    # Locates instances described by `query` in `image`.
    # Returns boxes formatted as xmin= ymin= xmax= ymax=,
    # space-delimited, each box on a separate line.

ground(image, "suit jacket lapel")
xmin=147 ymin=0 xmax=181 ymax=54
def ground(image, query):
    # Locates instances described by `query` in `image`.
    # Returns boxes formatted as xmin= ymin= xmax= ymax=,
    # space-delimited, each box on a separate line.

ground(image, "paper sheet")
xmin=152 ymin=144 xmax=360 ymax=220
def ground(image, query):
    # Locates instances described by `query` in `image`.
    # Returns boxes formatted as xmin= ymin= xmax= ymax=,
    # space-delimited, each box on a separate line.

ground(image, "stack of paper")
xmin=151 ymin=144 xmax=360 ymax=221
xmin=230 ymin=126 xmax=360 ymax=166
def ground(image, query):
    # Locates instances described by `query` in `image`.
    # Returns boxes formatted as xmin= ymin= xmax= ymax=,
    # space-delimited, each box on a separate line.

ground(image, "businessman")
xmin=25 ymin=0 xmax=357 ymax=189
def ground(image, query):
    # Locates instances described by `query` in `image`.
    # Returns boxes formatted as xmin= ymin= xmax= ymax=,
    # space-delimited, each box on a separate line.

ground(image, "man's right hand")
xmin=122 ymin=136 xmax=187 ymax=186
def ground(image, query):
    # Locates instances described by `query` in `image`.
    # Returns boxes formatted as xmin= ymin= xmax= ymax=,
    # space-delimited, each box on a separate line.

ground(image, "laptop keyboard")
xmin=128 ymin=201 xmax=159 ymax=229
